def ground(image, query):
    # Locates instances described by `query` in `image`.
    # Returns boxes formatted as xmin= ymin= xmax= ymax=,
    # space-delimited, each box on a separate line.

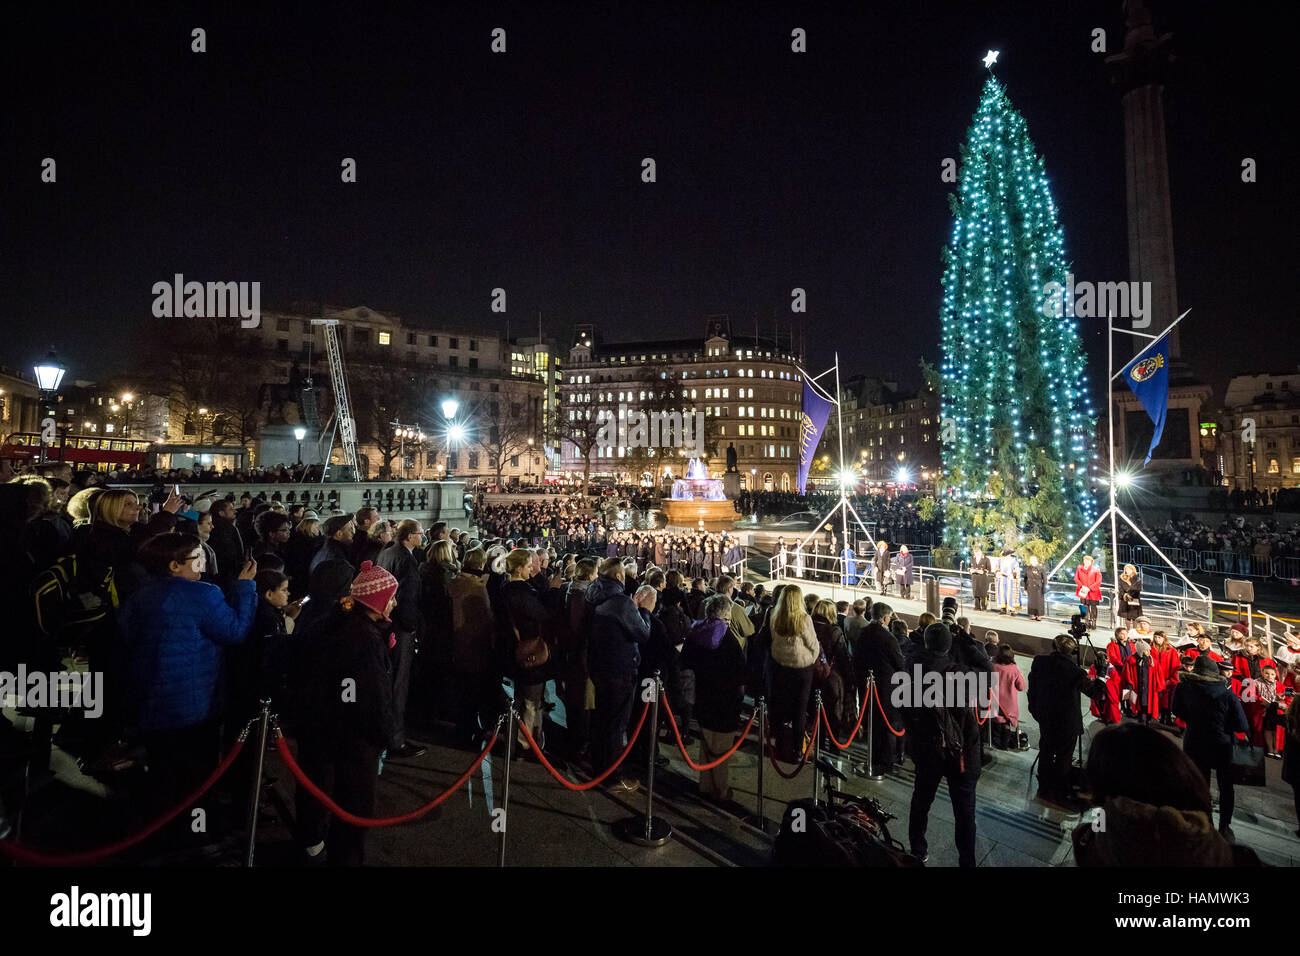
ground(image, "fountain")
xmin=670 ymin=457 xmax=727 ymax=501
xmin=662 ymin=458 xmax=735 ymax=530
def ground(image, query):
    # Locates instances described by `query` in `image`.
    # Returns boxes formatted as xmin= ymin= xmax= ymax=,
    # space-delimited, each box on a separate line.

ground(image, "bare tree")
xmin=555 ymin=407 xmax=605 ymax=496
xmin=350 ymin=364 xmax=427 ymax=479
xmin=136 ymin=316 xmax=269 ymax=451
xmin=476 ymin=404 xmax=535 ymax=487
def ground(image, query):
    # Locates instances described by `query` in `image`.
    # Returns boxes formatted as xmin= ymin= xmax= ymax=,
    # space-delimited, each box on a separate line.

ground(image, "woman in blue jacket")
xmin=117 ymin=532 xmax=258 ymax=814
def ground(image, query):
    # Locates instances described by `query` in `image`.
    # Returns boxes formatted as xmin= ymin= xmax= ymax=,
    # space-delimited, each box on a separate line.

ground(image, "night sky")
xmin=2 ymin=1 xmax=1293 ymax=404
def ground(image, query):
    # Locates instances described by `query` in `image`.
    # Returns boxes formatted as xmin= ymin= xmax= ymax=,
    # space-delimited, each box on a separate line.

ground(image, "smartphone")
xmin=174 ymin=484 xmax=181 ymax=496
xmin=299 ymin=595 xmax=311 ymax=605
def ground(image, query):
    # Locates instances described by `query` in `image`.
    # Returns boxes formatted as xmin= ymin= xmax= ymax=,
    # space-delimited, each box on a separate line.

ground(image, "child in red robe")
xmin=1150 ymin=630 xmax=1181 ymax=725
xmin=1120 ymin=640 xmax=1164 ymax=723
xmin=1089 ymin=653 xmax=1123 ymax=725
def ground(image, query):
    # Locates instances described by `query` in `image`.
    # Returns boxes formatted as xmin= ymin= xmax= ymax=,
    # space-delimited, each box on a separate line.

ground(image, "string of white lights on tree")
xmin=939 ymin=58 xmax=1098 ymax=561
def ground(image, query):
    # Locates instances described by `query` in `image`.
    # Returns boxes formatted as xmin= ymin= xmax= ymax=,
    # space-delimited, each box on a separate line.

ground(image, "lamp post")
xmin=33 ymin=348 xmax=67 ymax=464
xmin=441 ymin=398 xmax=461 ymax=479
xmin=294 ymin=426 xmax=307 ymax=465
xmin=119 ymin=392 xmax=135 ymax=438
xmin=527 ymin=436 xmax=535 ymax=484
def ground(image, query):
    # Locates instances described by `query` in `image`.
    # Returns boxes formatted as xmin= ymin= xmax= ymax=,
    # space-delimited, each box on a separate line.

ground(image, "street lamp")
xmin=119 ymin=393 xmax=135 ymax=438
xmin=441 ymin=398 xmax=461 ymax=479
xmin=33 ymin=348 xmax=66 ymax=463
xmin=294 ymin=426 xmax=307 ymax=465
xmin=33 ymin=349 xmax=66 ymax=393
xmin=527 ymin=436 xmax=535 ymax=484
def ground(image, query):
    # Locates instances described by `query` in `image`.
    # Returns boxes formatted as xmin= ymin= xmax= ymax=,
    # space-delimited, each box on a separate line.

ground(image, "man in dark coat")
xmin=1173 ymin=655 xmax=1250 ymax=839
xmin=310 ymin=513 xmax=357 ymax=575
xmin=969 ymin=548 xmax=992 ymax=612
xmin=853 ymin=602 xmax=905 ymax=773
xmin=587 ymin=559 xmax=654 ymax=791
xmin=376 ymin=519 xmax=426 ymax=759
xmin=898 ymin=622 xmax=982 ymax=866
xmin=208 ymin=499 xmax=245 ymax=589
xmin=1027 ymin=634 xmax=1100 ymax=807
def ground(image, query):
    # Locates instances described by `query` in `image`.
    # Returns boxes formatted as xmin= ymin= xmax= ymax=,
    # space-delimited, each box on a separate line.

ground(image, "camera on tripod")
xmin=1068 ymin=613 xmax=1089 ymax=642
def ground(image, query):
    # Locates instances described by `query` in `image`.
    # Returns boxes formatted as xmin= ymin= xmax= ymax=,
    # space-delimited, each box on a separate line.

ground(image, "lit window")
xmin=377 ymin=331 xmax=391 ymax=346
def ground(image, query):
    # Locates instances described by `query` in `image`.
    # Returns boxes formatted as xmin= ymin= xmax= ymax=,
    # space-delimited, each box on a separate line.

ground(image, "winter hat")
xmin=194 ymin=497 xmax=213 ymax=514
xmin=350 ymin=561 xmax=398 ymax=620
xmin=1190 ymin=656 xmax=1222 ymax=680
xmin=923 ymin=622 xmax=952 ymax=655
xmin=309 ymin=558 xmax=356 ymax=601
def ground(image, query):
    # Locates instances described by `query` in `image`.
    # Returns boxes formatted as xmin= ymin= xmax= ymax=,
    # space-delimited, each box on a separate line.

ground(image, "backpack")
xmin=30 ymin=554 xmax=117 ymax=643
xmin=908 ymin=696 xmax=969 ymax=772
xmin=659 ymin=602 xmax=690 ymax=647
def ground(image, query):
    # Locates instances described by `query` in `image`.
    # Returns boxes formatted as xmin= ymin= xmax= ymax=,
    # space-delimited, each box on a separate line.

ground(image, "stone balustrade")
xmin=110 ymin=480 xmax=470 ymax=529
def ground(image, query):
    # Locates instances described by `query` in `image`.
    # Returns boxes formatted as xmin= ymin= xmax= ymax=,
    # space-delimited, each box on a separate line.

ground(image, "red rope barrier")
xmin=819 ymin=684 xmax=872 ymax=750
xmin=275 ymin=732 xmax=497 ymax=827
xmin=660 ymin=696 xmax=756 ymax=771
xmin=872 ymin=682 xmax=906 ymax=737
xmin=518 ymin=700 xmax=650 ymax=791
xmin=765 ymin=733 xmax=814 ymax=779
xmin=0 ymin=739 xmax=246 ymax=866
xmin=973 ymin=693 xmax=996 ymax=726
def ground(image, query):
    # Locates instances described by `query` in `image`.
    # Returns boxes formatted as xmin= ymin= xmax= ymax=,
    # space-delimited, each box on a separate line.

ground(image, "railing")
xmin=762 ymin=549 xmax=1297 ymax=655
xmin=1115 ymin=543 xmax=1300 ymax=582
xmin=111 ymin=480 xmax=469 ymax=527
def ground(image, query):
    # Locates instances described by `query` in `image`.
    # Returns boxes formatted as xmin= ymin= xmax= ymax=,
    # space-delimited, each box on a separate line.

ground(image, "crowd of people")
xmin=82 ymin=463 xmax=328 ymax=485
xmin=1122 ymin=512 xmax=1300 ymax=565
xmin=471 ymin=496 xmax=597 ymax=544
xmin=2 ymin=459 xmax=1297 ymax=869
xmin=1078 ymin=617 xmax=1299 ymax=843
xmin=1206 ymin=484 xmax=1300 ymax=514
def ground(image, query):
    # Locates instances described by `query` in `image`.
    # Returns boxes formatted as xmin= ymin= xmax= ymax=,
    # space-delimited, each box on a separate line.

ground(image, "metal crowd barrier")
xmin=1115 ymin=543 xmax=1299 ymax=581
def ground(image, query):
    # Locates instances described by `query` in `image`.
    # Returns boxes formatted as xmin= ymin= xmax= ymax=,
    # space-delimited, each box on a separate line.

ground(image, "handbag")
xmin=1229 ymin=740 xmax=1266 ymax=787
xmin=813 ymin=650 xmax=831 ymax=684
xmin=507 ymin=603 xmax=550 ymax=671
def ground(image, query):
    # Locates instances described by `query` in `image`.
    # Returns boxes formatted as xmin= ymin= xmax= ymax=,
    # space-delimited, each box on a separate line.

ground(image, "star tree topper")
xmin=982 ymin=49 xmax=999 ymax=69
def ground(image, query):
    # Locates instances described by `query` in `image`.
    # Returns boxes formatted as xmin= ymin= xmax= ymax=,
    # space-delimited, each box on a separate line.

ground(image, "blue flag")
xmin=1120 ymin=334 xmax=1171 ymax=465
xmin=796 ymin=380 xmax=833 ymax=493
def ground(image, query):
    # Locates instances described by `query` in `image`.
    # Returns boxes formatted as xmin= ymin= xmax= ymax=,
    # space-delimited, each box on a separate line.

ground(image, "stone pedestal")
xmin=662 ymin=498 xmax=736 ymax=532
xmin=723 ymin=471 xmax=741 ymax=500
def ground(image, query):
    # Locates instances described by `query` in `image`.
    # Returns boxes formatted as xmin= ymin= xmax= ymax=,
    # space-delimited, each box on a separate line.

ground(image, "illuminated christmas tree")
xmin=939 ymin=68 xmax=1097 ymax=561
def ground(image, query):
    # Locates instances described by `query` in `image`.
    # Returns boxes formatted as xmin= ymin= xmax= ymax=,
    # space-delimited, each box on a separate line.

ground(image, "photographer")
xmin=1027 ymin=631 xmax=1100 ymax=810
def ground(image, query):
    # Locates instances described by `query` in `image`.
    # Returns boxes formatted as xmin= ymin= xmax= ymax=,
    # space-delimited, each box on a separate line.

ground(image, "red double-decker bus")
xmin=1 ymin=432 xmax=153 ymax=470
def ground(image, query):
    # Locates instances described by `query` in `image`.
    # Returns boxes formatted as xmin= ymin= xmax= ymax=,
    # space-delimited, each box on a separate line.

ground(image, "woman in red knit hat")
xmin=292 ymin=560 xmax=399 ymax=866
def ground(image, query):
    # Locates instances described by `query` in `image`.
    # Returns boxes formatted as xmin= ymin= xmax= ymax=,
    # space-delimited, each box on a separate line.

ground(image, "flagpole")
xmin=1108 ymin=312 xmax=1121 ymax=618
xmin=834 ymin=353 xmax=850 ymax=577
xmin=1110 ymin=308 xmax=1191 ymax=383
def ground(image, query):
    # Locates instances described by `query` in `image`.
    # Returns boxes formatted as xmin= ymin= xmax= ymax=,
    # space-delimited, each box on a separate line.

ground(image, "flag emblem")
xmin=1130 ymin=353 xmax=1164 ymax=383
